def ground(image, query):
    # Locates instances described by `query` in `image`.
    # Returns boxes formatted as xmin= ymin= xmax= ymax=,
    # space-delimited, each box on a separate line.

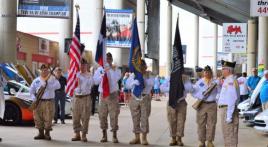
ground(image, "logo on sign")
xmin=227 ymin=25 xmax=242 ymax=35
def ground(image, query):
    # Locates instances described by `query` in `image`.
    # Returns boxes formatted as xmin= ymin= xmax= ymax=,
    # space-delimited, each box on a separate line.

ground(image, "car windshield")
xmin=4 ymin=80 xmax=29 ymax=94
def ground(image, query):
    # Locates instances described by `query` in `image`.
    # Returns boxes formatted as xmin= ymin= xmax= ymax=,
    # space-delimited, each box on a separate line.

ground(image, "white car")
xmin=237 ymin=76 xmax=265 ymax=116
xmin=254 ymin=109 xmax=268 ymax=133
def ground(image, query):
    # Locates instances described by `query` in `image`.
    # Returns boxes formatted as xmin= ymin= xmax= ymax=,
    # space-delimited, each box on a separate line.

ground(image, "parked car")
xmin=254 ymin=109 xmax=268 ymax=133
xmin=238 ymin=76 xmax=265 ymax=117
xmin=2 ymin=80 xmax=72 ymax=125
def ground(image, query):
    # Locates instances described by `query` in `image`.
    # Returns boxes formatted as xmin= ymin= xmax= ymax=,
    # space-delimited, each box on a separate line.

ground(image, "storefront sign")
xmin=222 ymin=23 xmax=247 ymax=53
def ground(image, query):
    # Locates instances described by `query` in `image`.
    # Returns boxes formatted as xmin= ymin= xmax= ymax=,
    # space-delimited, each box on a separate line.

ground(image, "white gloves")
xmin=129 ymin=73 xmax=135 ymax=79
xmin=133 ymin=80 xmax=140 ymax=86
xmin=226 ymin=118 xmax=232 ymax=124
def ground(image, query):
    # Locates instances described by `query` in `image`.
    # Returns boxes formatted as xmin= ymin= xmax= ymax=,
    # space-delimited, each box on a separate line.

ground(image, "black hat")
xmin=195 ymin=66 xmax=203 ymax=72
xmin=221 ymin=60 xmax=236 ymax=68
xmin=40 ymin=64 xmax=49 ymax=69
xmin=203 ymin=65 xmax=212 ymax=71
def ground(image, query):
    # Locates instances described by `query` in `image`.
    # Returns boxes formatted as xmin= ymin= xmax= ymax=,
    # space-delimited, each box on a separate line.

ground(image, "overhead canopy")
xmin=170 ymin=0 xmax=250 ymax=25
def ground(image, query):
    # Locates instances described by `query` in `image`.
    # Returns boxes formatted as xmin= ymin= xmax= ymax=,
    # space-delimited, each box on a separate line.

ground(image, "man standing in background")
xmin=247 ymin=68 xmax=261 ymax=94
xmin=54 ymin=67 xmax=67 ymax=124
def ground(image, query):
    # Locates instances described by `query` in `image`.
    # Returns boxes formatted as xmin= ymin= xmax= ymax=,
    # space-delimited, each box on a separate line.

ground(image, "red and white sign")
xmin=32 ymin=54 xmax=53 ymax=64
xmin=250 ymin=0 xmax=268 ymax=16
xmin=222 ymin=23 xmax=247 ymax=53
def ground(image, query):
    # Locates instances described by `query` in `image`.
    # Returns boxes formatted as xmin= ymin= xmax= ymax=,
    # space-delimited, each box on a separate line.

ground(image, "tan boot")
xmin=129 ymin=133 xmax=141 ymax=144
xmin=169 ymin=137 xmax=177 ymax=146
xmin=198 ymin=141 xmax=205 ymax=147
xmin=207 ymin=141 xmax=215 ymax=147
xmin=34 ymin=129 xmax=45 ymax=140
xmin=177 ymin=136 xmax=184 ymax=146
xmin=71 ymin=132 xmax=81 ymax=141
xmin=100 ymin=130 xmax=108 ymax=143
xmin=44 ymin=130 xmax=51 ymax=140
xmin=112 ymin=131 xmax=119 ymax=143
xmin=141 ymin=133 xmax=149 ymax=145
xmin=81 ymin=133 xmax=87 ymax=142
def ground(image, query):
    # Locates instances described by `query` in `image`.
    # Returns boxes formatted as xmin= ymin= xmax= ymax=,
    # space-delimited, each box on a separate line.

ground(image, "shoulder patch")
xmin=199 ymin=82 xmax=205 ymax=87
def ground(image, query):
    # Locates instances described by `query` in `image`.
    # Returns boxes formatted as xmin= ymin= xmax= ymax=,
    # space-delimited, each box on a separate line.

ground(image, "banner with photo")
xmin=17 ymin=0 xmax=71 ymax=18
xmin=106 ymin=9 xmax=133 ymax=48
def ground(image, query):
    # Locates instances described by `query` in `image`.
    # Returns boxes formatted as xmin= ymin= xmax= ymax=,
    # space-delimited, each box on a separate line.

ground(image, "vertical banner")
xmin=106 ymin=9 xmax=133 ymax=48
xmin=18 ymin=0 xmax=71 ymax=18
xmin=222 ymin=23 xmax=247 ymax=53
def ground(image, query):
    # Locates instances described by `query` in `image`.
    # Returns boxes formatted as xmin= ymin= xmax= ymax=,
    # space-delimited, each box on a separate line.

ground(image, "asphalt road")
xmin=0 ymin=96 xmax=267 ymax=147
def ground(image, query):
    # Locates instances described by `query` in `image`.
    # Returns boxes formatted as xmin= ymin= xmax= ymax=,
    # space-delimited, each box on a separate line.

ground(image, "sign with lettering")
xmin=106 ymin=9 xmax=133 ymax=48
xmin=222 ymin=23 xmax=247 ymax=53
xmin=250 ymin=0 xmax=268 ymax=16
xmin=18 ymin=0 xmax=71 ymax=18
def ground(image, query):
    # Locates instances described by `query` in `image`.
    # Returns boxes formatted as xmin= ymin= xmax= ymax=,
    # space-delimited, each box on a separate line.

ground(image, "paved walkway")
xmin=0 ymin=96 xmax=267 ymax=147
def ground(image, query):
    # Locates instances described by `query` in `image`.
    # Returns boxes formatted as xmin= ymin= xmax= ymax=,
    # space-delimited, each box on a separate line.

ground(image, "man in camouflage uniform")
xmin=218 ymin=60 xmax=240 ymax=147
xmin=71 ymin=59 xmax=94 ymax=142
xmin=126 ymin=60 xmax=154 ymax=145
xmin=30 ymin=64 xmax=60 ymax=140
xmin=93 ymin=52 xmax=121 ymax=143
xmin=192 ymin=65 xmax=219 ymax=147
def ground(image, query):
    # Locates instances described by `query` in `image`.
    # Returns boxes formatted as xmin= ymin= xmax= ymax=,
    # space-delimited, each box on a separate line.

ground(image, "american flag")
xmin=66 ymin=10 xmax=81 ymax=97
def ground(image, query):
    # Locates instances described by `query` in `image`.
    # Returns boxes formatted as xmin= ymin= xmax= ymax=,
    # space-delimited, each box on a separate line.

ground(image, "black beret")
xmin=40 ymin=64 xmax=49 ymax=69
xmin=203 ymin=65 xmax=212 ymax=72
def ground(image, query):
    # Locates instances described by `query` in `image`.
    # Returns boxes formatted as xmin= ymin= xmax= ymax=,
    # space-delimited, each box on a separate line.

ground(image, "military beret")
xmin=203 ymin=65 xmax=212 ymax=72
xmin=221 ymin=60 xmax=236 ymax=68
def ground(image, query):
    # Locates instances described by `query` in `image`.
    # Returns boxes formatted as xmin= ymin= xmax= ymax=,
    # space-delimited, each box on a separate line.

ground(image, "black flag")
xmin=168 ymin=17 xmax=185 ymax=109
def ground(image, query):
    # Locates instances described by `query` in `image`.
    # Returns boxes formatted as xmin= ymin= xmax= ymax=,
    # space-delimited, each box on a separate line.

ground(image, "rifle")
xmin=29 ymin=67 xmax=55 ymax=110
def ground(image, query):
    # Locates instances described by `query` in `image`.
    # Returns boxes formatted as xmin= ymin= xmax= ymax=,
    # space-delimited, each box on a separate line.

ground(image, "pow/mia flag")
xmin=169 ymin=17 xmax=185 ymax=109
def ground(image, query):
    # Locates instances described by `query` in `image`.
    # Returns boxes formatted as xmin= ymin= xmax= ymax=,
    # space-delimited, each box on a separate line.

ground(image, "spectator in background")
xmin=247 ymin=68 xmax=261 ymax=95
xmin=90 ymin=66 xmax=99 ymax=115
xmin=237 ymin=72 xmax=249 ymax=103
xmin=54 ymin=67 xmax=67 ymax=124
xmin=153 ymin=75 xmax=161 ymax=101
xmin=260 ymin=70 xmax=268 ymax=111
xmin=122 ymin=72 xmax=131 ymax=106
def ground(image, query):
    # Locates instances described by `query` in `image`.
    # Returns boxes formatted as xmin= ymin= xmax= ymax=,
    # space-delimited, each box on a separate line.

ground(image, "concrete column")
xmin=137 ymin=0 xmax=145 ymax=58
xmin=213 ymin=24 xmax=218 ymax=76
xmin=0 ymin=0 xmax=17 ymax=63
xmin=258 ymin=17 xmax=268 ymax=70
xmin=247 ymin=19 xmax=257 ymax=75
xmin=166 ymin=0 xmax=172 ymax=75
xmin=193 ymin=15 xmax=199 ymax=75
xmin=59 ymin=0 xmax=73 ymax=71
xmin=91 ymin=0 xmax=103 ymax=64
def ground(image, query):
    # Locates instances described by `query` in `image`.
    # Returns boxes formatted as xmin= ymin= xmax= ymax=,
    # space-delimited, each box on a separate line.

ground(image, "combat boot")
xmin=34 ymin=129 xmax=45 ymax=140
xmin=177 ymin=136 xmax=184 ymax=146
xmin=129 ymin=133 xmax=140 ymax=144
xmin=141 ymin=133 xmax=149 ymax=145
xmin=112 ymin=131 xmax=119 ymax=143
xmin=44 ymin=129 xmax=51 ymax=140
xmin=207 ymin=140 xmax=215 ymax=147
xmin=100 ymin=130 xmax=108 ymax=143
xmin=198 ymin=141 xmax=205 ymax=147
xmin=81 ymin=133 xmax=87 ymax=142
xmin=71 ymin=132 xmax=81 ymax=141
xmin=169 ymin=137 xmax=177 ymax=146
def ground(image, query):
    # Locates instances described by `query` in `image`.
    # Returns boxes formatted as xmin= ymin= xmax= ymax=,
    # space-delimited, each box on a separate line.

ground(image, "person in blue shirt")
xmin=247 ymin=68 xmax=261 ymax=94
xmin=260 ymin=70 xmax=268 ymax=111
xmin=153 ymin=75 xmax=161 ymax=101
